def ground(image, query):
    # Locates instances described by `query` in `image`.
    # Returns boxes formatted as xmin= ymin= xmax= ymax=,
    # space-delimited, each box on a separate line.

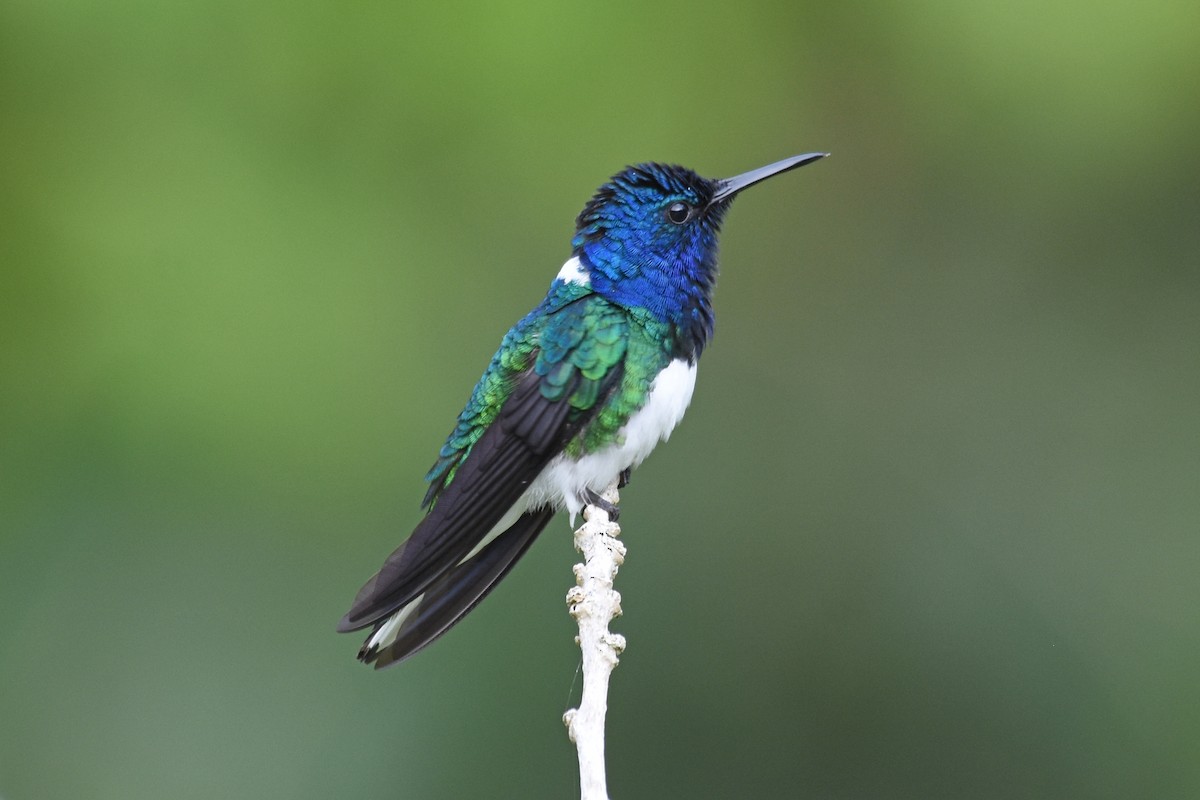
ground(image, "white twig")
xmin=563 ymin=479 xmax=626 ymax=800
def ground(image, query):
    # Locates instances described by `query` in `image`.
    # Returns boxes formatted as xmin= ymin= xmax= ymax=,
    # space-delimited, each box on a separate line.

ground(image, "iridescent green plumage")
xmin=339 ymin=153 xmax=826 ymax=668
xmin=423 ymin=281 xmax=671 ymax=508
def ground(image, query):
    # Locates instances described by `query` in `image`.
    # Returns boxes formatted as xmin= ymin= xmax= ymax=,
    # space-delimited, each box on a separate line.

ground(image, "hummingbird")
xmin=338 ymin=153 xmax=827 ymax=668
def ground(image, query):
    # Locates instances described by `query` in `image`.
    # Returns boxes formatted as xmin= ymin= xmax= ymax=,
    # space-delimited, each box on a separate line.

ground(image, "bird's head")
xmin=570 ymin=153 xmax=826 ymax=358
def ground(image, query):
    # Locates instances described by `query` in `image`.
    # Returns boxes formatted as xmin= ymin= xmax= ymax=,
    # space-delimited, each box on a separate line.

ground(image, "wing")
xmin=337 ymin=291 xmax=630 ymax=655
xmin=358 ymin=506 xmax=555 ymax=669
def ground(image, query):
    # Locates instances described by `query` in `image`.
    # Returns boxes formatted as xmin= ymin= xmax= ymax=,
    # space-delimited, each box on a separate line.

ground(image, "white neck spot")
xmin=555 ymin=256 xmax=590 ymax=287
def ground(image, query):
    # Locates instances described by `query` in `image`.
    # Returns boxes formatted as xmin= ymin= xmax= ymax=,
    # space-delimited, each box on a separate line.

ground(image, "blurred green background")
xmin=2 ymin=1 xmax=1198 ymax=798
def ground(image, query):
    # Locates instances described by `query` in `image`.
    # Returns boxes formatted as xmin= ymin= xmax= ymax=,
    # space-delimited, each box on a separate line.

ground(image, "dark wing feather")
xmin=360 ymin=507 xmax=555 ymax=668
xmin=336 ymin=369 xmax=583 ymax=632
xmin=337 ymin=293 xmax=631 ymax=664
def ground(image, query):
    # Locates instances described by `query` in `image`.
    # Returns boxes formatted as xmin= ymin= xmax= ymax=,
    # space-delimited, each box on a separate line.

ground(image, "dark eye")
xmin=666 ymin=202 xmax=692 ymax=224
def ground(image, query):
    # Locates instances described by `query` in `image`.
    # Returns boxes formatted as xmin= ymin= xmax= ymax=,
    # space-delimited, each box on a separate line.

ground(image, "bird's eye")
xmin=666 ymin=202 xmax=692 ymax=224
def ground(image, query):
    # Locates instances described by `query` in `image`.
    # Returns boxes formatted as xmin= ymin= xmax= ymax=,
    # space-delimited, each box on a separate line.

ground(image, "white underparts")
xmin=527 ymin=358 xmax=698 ymax=520
xmin=365 ymin=358 xmax=697 ymax=651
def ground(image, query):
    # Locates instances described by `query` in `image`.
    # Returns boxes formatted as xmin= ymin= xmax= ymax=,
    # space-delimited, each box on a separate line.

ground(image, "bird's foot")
xmin=618 ymin=468 xmax=632 ymax=489
xmin=583 ymin=489 xmax=620 ymax=522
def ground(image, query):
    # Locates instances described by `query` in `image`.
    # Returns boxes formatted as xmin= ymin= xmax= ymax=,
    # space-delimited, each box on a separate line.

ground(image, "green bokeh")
xmin=3 ymin=2 xmax=1198 ymax=798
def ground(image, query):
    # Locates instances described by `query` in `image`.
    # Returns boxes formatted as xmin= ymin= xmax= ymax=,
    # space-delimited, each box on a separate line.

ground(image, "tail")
xmin=343 ymin=508 xmax=555 ymax=669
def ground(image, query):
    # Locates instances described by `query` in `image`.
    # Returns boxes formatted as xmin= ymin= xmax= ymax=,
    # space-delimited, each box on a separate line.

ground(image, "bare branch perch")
xmin=563 ymin=479 xmax=626 ymax=800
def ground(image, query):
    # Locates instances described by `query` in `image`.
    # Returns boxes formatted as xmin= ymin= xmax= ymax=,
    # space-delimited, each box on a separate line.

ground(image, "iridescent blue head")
xmin=572 ymin=153 xmax=827 ymax=360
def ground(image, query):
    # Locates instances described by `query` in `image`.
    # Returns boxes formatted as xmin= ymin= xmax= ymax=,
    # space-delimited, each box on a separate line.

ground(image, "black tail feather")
xmin=359 ymin=508 xmax=556 ymax=669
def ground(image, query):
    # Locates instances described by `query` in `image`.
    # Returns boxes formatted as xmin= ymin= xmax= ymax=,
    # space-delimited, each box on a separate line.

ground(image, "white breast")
xmin=527 ymin=358 xmax=698 ymax=519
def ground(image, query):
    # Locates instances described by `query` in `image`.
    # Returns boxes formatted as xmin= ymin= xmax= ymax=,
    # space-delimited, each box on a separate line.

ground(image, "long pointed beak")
xmin=711 ymin=152 xmax=828 ymax=204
